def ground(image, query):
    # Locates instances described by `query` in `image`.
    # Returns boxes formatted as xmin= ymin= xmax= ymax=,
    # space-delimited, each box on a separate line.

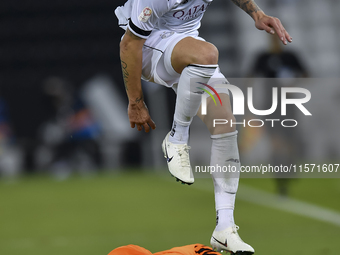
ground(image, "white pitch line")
xmin=189 ymin=180 xmax=340 ymax=227
xmin=237 ymin=185 xmax=340 ymax=227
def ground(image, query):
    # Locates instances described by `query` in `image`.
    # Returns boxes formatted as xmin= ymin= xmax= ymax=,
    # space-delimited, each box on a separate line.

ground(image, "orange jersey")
xmin=108 ymin=244 xmax=221 ymax=255
xmin=108 ymin=244 xmax=152 ymax=255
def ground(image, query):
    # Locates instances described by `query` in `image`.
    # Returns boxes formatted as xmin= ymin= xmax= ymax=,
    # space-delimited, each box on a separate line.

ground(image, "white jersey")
xmin=115 ymin=0 xmax=213 ymax=39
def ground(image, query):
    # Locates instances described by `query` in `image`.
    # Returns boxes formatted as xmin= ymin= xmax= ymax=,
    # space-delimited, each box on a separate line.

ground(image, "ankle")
xmin=215 ymin=209 xmax=235 ymax=231
xmin=168 ymin=121 xmax=189 ymax=144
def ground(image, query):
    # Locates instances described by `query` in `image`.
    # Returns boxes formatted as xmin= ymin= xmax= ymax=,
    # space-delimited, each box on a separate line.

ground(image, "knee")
xmin=172 ymin=39 xmax=219 ymax=73
xmin=194 ymin=43 xmax=219 ymax=65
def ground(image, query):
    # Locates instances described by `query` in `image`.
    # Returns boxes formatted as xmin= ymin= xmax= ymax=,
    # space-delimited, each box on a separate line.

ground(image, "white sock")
xmin=169 ymin=64 xmax=217 ymax=144
xmin=173 ymin=64 xmax=217 ymax=123
xmin=216 ymin=208 xmax=235 ymax=231
xmin=168 ymin=121 xmax=189 ymax=144
xmin=211 ymin=131 xmax=240 ymax=231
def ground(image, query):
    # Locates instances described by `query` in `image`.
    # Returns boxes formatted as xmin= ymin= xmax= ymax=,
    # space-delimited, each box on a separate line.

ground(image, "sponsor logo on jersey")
xmin=173 ymin=3 xmax=209 ymax=21
xmin=138 ymin=7 xmax=152 ymax=22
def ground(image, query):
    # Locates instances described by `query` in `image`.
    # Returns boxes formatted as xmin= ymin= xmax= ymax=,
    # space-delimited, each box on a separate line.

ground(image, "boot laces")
xmin=176 ymin=145 xmax=191 ymax=167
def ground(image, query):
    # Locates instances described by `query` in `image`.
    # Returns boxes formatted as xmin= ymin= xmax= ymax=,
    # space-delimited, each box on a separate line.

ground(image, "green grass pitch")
xmin=0 ymin=171 xmax=339 ymax=255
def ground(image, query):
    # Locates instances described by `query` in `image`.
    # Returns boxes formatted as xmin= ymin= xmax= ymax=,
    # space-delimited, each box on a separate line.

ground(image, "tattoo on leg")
xmin=121 ymin=60 xmax=129 ymax=91
xmin=231 ymin=0 xmax=261 ymax=16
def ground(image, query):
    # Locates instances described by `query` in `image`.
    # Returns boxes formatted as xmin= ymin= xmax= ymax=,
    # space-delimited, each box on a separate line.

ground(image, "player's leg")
xmin=197 ymin=92 xmax=254 ymax=254
xmin=156 ymin=35 xmax=254 ymax=253
xmin=162 ymin=37 xmax=219 ymax=184
xmin=197 ymin=93 xmax=238 ymax=235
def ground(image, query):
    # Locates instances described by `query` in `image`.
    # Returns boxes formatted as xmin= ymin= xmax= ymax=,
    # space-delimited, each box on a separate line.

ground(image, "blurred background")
xmin=0 ymin=0 xmax=339 ymax=254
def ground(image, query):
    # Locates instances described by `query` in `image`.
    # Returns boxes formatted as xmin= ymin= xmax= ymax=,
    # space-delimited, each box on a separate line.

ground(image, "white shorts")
xmin=141 ymin=29 xmax=205 ymax=88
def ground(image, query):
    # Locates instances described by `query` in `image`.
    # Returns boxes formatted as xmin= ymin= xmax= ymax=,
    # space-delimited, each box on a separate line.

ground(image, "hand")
xmin=255 ymin=14 xmax=292 ymax=45
xmin=128 ymin=101 xmax=156 ymax=133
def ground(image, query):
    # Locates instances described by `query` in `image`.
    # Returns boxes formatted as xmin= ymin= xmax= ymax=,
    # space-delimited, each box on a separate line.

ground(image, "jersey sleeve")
xmin=128 ymin=0 xmax=179 ymax=39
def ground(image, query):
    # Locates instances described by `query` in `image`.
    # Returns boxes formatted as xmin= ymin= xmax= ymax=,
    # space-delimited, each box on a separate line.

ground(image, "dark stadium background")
xmin=0 ymin=0 xmax=125 ymax=148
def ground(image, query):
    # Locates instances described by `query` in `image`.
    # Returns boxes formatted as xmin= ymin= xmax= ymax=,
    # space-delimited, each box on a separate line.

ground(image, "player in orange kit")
xmin=108 ymin=244 xmax=222 ymax=255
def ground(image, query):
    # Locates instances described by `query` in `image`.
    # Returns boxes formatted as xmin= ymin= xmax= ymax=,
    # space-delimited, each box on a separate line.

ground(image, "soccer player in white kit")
xmin=115 ymin=0 xmax=292 ymax=254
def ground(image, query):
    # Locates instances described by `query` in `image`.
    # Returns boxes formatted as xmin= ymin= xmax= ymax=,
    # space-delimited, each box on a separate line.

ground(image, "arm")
xmin=120 ymin=28 xmax=156 ymax=132
xmin=231 ymin=0 xmax=292 ymax=45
